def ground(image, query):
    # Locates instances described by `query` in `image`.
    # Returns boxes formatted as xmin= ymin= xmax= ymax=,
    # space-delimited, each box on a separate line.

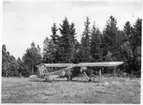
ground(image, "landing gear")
xmin=88 ymin=78 xmax=93 ymax=82
xmin=65 ymin=70 xmax=72 ymax=81
xmin=45 ymin=79 xmax=52 ymax=82
xmin=44 ymin=78 xmax=48 ymax=82
xmin=44 ymin=77 xmax=52 ymax=82
xmin=81 ymin=70 xmax=96 ymax=82
xmin=66 ymin=74 xmax=72 ymax=81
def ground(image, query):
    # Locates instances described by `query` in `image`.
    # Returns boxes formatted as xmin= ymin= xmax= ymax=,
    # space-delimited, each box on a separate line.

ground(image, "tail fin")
xmin=37 ymin=64 xmax=47 ymax=78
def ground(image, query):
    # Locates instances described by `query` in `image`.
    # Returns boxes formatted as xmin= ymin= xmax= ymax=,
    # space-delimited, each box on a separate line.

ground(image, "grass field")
xmin=1 ymin=76 xmax=141 ymax=103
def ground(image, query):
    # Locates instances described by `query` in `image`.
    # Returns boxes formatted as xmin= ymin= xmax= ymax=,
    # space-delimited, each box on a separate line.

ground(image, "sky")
xmin=2 ymin=0 xmax=142 ymax=58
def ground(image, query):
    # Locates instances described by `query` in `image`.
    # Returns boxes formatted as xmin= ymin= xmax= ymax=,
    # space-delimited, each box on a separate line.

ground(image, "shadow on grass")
xmin=29 ymin=78 xmax=99 ymax=84
xmin=94 ymin=90 xmax=114 ymax=95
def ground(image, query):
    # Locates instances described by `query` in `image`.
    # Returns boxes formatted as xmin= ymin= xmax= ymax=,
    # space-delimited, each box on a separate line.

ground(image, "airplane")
xmin=29 ymin=61 xmax=123 ymax=83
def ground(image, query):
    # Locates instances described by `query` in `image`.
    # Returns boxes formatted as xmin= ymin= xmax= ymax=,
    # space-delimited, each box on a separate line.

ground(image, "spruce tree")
xmin=22 ymin=42 xmax=41 ymax=75
xmin=80 ymin=17 xmax=91 ymax=62
xmin=51 ymin=23 xmax=59 ymax=45
xmin=59 ymin=18 xmax=76 ymax=63
xmin=2 ymin=44 xmax=19 ymax=77
xmin=90 ymin=23 xmax=103 ymax=62
xmin=43 ymin=37 xmax=57 ymax=63
xmin=124 ymin=21 xmax=133 ymax=37
xmin=69 ymin=23 xmax=76 ymax=63
xmin=103 ymin=16 xmax=119 ymax=61
xmin=131 ymin=18 xmax=142 ymax=74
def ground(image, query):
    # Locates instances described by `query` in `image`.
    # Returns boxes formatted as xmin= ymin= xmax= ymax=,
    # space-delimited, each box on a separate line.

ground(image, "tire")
xmin=88 ymin=78 xmax=93 ymax=82
xmin=45 ymin=78 xmax=52 ymax=82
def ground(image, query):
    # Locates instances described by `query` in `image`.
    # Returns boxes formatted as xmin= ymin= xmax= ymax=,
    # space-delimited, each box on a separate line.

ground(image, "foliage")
xmin=90 ymin=23 xmax=103 ymax=62
xmin=22 ymin=42 xmax=42 ymax=75
xmin=131 ymin=18 xmax=142 ymax=74
xmin=2 ymin=44 xmax=19 ymax=77
xmin=2 ymin=17 xmax=141 ymax=77
xmin=79 ymin=17 xmax=92 ymax=62
xmin=51 ymin=23 xmax=59 ymax=45
xmin=103 ymin=16 xmax=119 ymax=60
xmin=43 ymin=37 xmax=57 ymax=63
xmin=58 ymin=18 xmax=77 ymax=63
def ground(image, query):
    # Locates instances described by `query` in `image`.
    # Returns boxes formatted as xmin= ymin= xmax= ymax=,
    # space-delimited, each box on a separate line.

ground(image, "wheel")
xmin=44 ymin=78 xmax=48 ymax=82
xmin=88 ymin=78 xmax=93 ymax=82
xmin=44 ymin=78 xmax=52 ymax=82
xmin=70 ymin=76 xmax=73 ymax=81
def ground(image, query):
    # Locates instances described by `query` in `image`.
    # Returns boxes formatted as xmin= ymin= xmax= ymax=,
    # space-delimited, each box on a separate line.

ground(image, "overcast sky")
xmin=3 ymin=0 xmax=142 ymax=58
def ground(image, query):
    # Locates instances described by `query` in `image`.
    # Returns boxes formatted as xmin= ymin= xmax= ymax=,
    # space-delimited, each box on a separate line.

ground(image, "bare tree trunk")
xmin=32 ymin=63 xmax=34 ymax=75
xmin=32 ymin=66 xmax=33 ymax=75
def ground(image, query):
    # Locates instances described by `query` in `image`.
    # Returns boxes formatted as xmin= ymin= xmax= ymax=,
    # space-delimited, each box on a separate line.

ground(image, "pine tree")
xmin=90 ymin=23 xmax=103 ymax=62
xmin=80 ymin=17 xmax=92 ymax=62
xmin=131 ymin=18 xmax=142 ymax=51
xmin=131 ymin=18 xmax=142 ymax=74
xmin=69 ymin=23 xmax=76 ymax=62
xmin=103 ymin=16 xmax=119 ymax=61
xmin=124 ymin=21 xmax=133 ymax=37
xmin=2 ymin=44 xmax=10 ymax=76
xmin=43 ymin=37 xmax=57 ymax=63
xmin=22 ymin=42 xmax=42 ymax=75
xmin=59 ymin=18 xmax=76 ymax=63
xmin=17 ymin=57 xmax=30 ymax=77
xmin=58 ymin=18 xmax=70 ymax=62
xmin=51 ymin=23 xmax=59 ymax=45
xmin=2 ymin=44 xmax=19 ymax=77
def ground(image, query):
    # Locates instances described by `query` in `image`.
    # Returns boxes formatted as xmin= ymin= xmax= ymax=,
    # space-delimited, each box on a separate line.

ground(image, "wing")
xmin=37 ymin=63 xmax=71 ymax=67
xmin=75 ymin=61 xmax=123 ymax=67
xmin=37 ymin=61 xmax=123 ymax=68
xmin=44 ymin=64 xmax=75 ymax=75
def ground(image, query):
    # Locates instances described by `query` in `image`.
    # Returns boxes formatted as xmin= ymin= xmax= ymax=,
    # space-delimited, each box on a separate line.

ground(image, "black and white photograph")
xmin=1 ymin=0 xmax=142 ymax=104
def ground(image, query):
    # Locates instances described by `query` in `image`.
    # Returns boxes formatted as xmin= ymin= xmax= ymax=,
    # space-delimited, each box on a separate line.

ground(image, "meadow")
xmin=1 ymin=76 xmax=140 ymax=103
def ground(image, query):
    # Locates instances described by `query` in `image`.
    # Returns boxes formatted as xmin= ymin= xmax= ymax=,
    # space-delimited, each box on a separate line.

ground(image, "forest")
xmin=2 ymin=16 xmax=142 ymax=77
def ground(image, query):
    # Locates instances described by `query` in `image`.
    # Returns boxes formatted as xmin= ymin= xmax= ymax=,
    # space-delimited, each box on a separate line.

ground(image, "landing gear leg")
xmin=66 ymin=70 xmax=72 ymax=81
xmin=82 ymin=72 xmax=93 ymax=82
xmin=98 ymin=68 xmax=102 ymax=85
xmin=44 ymin=78 xmax=52 ymax=82
xmin=66 ymin=75 xmax=72 ymax=81
xmin=44 ymin=78 xmax=48 ymax=82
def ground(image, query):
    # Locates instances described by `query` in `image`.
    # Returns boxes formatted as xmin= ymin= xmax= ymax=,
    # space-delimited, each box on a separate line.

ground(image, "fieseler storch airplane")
xmin=29 ymin=62 xmax=123 ymax=82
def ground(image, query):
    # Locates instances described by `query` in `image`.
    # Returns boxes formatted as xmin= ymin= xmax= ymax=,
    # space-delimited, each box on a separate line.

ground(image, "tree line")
xmin=2 ymin=16 xmax=141 ymax=77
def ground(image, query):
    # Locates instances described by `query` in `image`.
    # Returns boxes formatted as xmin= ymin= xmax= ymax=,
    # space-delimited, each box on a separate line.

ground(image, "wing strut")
xmin=82 ymin=72 xmax=89 ymax=80
xmin=98 ymin=68 xmax=102 ymax=85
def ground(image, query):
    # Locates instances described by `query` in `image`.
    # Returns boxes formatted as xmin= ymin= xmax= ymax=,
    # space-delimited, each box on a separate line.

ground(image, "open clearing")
xmin=2 ymin=76 xmax=140 ymax=103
